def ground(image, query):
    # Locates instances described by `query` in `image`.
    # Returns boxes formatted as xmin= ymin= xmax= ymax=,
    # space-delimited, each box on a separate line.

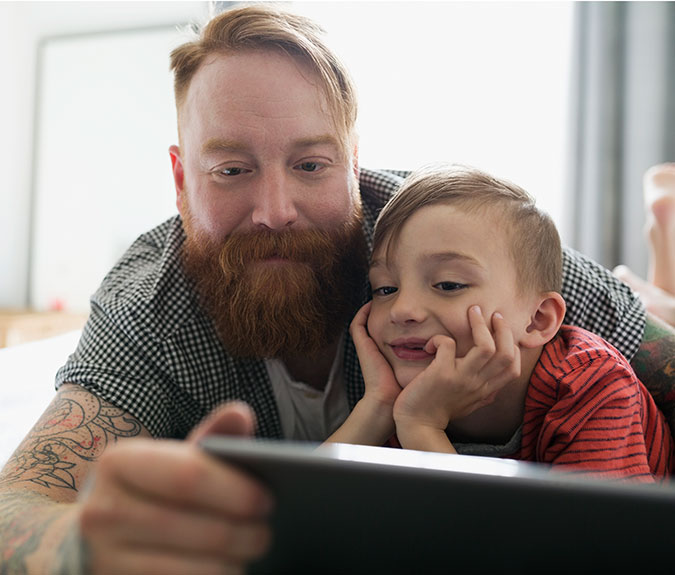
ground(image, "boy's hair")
xmin=374 ymin=164 xmax=563 ymax=294
xmin=170 ymin=4 xmax=357 ymax=152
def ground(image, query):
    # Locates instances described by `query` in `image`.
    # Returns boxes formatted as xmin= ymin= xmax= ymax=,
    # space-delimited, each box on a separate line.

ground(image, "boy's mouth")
xmin=389 ymin=338 xmax=434 ymax=361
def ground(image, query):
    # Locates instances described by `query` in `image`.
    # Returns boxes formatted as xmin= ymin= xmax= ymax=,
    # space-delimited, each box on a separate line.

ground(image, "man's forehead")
xmin=185 ymin=49 xmax=323 ymax=104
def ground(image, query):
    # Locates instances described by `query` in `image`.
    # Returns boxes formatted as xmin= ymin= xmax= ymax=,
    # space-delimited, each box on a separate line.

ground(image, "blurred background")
xmin=0 ymin=1 xmax=673 ymax=341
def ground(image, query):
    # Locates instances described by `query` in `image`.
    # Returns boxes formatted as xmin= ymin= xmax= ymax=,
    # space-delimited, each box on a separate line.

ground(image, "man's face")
xmin=172 ymin=49 xmax=367 ymax=359
xmin=171 ymin=49 xmax=360 ymax=240
xmin=367 ymin=204 xmax=537 ymax=387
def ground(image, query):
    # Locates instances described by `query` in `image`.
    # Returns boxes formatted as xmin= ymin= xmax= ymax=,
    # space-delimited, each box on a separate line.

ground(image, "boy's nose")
xmin=389 ymin=290 xmax=427 ymax=324
xmin=251 ymin=171 xmax=299 ymax=230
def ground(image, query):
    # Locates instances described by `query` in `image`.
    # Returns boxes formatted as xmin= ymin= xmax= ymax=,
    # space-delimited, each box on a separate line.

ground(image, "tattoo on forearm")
xmin=0 ymin=389 xmax=141 ymax=492
xmin=51 ymin=518 xmax=90 ymax=575
xmin=0 ymin=491 xmax=62 ymax=574
xmin=632 ymin=315 xmax=675 ymax=435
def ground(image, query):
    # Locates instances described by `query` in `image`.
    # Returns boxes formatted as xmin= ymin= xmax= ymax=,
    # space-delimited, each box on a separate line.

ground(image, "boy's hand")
xmin=394 ymin=306 xmax=521 ymax=436
xmin=350 ymin=301 xmax=402 ymax=408
xmin=326 ymin=302 xmax=401 ymax=446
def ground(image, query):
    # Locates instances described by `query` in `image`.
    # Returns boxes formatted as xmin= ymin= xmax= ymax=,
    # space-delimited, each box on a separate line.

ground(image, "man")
xmin=1 ymin=5 xmax=673 ymax=574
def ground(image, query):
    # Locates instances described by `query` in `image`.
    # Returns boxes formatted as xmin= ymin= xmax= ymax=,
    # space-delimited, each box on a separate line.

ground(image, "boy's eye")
xmin=435 ymin=281 xmax=466 ymax=292
xmin=372 ymin=286 xmax=398 ymax=297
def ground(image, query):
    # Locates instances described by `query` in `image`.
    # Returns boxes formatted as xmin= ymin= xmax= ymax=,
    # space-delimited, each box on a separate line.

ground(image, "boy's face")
xmin=367 ymin=203 xmax=538 ymax=388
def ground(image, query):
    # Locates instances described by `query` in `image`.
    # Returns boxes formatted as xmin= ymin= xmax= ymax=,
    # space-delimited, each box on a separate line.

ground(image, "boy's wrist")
xmin=395 ymin=418 xmax=456 ymax=454
xmin=325 ymin=397 xmax=395 ymax=446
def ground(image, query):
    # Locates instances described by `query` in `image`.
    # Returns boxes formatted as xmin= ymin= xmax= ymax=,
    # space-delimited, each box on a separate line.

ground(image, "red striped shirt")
xmin=516 ymin=325 xmax=673 ymax=482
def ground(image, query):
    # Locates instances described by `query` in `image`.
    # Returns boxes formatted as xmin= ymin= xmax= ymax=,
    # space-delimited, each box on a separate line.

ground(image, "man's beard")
xmin=182 ymin=206 xmax=368 ymax=360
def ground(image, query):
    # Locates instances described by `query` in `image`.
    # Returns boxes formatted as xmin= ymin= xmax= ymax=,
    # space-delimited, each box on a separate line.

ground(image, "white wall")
xmin=0 ymin=1 xmax=209 ymax=309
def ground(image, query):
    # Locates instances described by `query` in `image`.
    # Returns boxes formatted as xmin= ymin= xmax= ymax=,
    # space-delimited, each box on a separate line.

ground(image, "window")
xmin=294 ymin=1 xmax=573 ymax=231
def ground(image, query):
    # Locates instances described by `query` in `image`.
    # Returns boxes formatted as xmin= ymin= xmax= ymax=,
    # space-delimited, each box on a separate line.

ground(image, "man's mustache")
xmin=217 ymin=228 xmax=343 ymax=271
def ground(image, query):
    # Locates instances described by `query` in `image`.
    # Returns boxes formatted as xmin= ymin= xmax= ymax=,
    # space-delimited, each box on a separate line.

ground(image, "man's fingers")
xmin=90 ymin=548 xmax=248 ymax=575
xmin=94 ymin=440 xmax=273 ymax=520
xmin=83 ymin=491 xmax=271 ymax=561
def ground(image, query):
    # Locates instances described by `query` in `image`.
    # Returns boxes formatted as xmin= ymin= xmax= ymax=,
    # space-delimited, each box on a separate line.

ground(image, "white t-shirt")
xmin=264 ymin=335 xmax=350 ymax=441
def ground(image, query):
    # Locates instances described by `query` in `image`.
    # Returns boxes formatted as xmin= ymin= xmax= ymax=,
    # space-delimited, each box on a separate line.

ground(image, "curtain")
xmin=567 ymin=1 xmax=675 ymax=276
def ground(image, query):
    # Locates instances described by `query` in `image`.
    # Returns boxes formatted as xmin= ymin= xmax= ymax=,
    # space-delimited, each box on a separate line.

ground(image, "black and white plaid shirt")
xmin=55 ymin=168 xmax=646 ymax=439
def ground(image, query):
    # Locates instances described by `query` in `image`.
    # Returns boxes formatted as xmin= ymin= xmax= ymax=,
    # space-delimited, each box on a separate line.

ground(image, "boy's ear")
xmin=520 ymin=292 xmax=566 ymax=349
xmin=169 ymin=145 xmax=185 ymax=214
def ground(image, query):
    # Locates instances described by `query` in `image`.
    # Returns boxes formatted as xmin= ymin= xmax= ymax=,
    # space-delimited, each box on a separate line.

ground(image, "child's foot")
xmin=614 ymin=265 xmax=675 ymax=327
xmin=644 ymin=163 xmax=675 ymax=293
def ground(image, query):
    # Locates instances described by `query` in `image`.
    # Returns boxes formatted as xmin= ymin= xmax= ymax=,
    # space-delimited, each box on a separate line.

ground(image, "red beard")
xmin=182 ymin=210 xmax=368 ymax=359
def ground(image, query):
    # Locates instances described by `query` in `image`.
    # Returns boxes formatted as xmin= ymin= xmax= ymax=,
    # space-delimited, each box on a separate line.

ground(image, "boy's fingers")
xmin=462 ymin=306 xmax=497 ymax=367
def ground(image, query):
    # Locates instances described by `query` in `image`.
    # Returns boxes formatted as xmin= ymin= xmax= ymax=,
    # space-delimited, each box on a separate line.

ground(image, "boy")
xmin=329 ymin=164 xmax=673 ymax=482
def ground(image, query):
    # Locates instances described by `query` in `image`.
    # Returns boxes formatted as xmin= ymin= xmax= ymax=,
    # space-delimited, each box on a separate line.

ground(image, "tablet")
xmin=201 ymin=436 xmax=675 ymax=574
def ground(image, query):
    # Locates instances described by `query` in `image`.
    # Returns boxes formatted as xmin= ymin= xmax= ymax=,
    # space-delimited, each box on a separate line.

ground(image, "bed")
xmin=0 ymin=330 xmax=81 ymax=467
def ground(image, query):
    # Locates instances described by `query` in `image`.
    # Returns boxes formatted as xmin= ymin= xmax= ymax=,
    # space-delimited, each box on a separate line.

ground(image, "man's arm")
xmin=0 ymin=384 xmax=148 ymax=574
xmin=0 ymin=385 xmax=272 ymax=574
xmin=631 ymin=313 xmax=675 ymax=437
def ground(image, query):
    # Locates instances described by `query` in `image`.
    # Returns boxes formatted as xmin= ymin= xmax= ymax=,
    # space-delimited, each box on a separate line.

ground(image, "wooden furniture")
xmin=0 ymin=310 xmax=87 ymax=348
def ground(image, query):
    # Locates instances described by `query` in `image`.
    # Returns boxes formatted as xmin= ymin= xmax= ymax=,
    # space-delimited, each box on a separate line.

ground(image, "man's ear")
xmin=351 ymin=139 xmax=359 ymax=180
xmin=169 ymin=145 xmax=185 ymax=214
xmin=520 ymin=292 xmax=566 ymax=349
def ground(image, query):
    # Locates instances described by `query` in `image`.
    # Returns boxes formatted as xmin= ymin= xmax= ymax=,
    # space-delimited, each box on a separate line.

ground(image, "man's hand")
xmin=393 ymin=306 xmax=520 ymax=451
xmin=78 ymin=402 xmax=273 ymax=575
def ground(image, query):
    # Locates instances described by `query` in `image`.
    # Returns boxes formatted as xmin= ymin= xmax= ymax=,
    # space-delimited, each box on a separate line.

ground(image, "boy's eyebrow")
xmin=370 ymin=251 xmax=482 ymax=270
xmin=422 ymin=251 xmax=482 ymax=267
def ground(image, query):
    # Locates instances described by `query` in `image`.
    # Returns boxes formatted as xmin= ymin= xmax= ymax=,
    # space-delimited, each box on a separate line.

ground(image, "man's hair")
xmin=374 ymin=164 xmax=563 ymax=294
xmin=170 ymin=4 xmax=358 ymax=150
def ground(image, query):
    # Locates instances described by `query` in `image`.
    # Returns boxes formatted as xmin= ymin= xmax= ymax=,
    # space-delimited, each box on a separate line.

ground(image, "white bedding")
xmin=0 ymin=330 xmax=81 ymax=467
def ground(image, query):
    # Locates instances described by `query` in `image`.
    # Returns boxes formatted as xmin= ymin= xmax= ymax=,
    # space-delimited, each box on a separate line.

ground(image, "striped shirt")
xmin=518 ymin=325 xmax=673 ymax=482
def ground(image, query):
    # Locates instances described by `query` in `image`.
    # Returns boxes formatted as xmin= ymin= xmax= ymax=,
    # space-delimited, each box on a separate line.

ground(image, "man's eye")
xmin=435 ymin=282 xmax=466 ymax=292
xmin=297 ymin=161 xmax=321 ymax=172
xmin=372 ymin=286 xmax=398 ymax=296
xmin=219 ymin=167 xmax=248 ymax=176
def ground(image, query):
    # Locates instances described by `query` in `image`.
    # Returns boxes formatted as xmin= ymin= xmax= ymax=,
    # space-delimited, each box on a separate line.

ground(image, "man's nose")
xmin=389 ymin=289 xmax=427 ymax=324
xmin=251 ymin=170 xmax=299 ymax=230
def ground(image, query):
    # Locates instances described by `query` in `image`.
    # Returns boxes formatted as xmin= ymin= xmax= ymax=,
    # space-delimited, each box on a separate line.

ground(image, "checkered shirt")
xmin=55 ymin=168 xmax=646 ymax=439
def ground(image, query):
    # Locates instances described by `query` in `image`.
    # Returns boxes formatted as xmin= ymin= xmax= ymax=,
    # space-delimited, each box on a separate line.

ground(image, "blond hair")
xmin=170 ymin=4 xmax=357 ymax=150
xmin=374 ymin=164 xmax=562 ymax=294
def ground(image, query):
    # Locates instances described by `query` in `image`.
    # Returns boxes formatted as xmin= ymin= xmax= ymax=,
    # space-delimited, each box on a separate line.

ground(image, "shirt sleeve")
xmin=534 ymin=358 xmax=672 ymax=482
xmin=561 ymin=247 xmax=645 ymax=360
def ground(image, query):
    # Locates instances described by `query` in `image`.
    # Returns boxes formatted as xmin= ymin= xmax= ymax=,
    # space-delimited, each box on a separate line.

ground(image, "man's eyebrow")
xmin=201 ymin=138 xmax=248 ymax=155
xmin=200 ymin=135 xmax=341 ymax=156
xmin=294 ymin=135 xmax=341 ymax=149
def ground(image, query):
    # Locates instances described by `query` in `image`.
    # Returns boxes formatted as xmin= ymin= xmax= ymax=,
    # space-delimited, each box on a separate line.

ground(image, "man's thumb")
xmin=188 ymin=401 xmax=257 ymax=444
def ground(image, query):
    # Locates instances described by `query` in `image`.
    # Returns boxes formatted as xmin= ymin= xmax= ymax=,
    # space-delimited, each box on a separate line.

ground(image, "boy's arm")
xmin=630 ymin=313 xmax=675 ymax=436
xmin=533 ymin=354 xmax=672 ymax=482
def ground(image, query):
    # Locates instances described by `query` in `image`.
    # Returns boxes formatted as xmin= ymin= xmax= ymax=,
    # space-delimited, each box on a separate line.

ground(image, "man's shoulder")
xmin=358 ymin=167 xmax=407 ymax=208
xmin=92 ymin=215 xmax=199 ymax=340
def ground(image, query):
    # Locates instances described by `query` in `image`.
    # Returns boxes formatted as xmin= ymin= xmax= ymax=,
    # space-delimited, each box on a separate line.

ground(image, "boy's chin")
xmin=394 ymin=367 xmax=425 ymax=388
